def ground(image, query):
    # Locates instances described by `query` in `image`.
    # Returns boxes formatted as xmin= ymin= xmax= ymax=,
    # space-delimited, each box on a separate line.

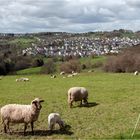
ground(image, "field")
xmin=9 ymin=37 xmax=37 ymax=48
xmin=0 ymin=72 xmax=140 ymax=139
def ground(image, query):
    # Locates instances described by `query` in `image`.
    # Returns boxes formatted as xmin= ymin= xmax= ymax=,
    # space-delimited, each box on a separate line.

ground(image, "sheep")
xmin=134 ymin=71 xmax=139 ymax=76
xmin=67 ymin=87 xmax=88 ymax=108
xmin=60 ymin=71 xmax=65 ymax=75
xmin=51 ymin=75 xmax=56 ymax=78
xmin=67 ymin=74 xmax=74 ymax=78
xmin=88 ymin=70 xmax=94 ymax=73
xmin=23 ymin=78 xmax=29 ymax=81
xmin=48 ymin=113 xmax=65 ymax=131
xmin=16 ymin=77 xmax=29 ymax=82
xmin=0 ymin=98 xmax=44 ymax=135
xmin=72 ymin=72 xmax=78 ymax=76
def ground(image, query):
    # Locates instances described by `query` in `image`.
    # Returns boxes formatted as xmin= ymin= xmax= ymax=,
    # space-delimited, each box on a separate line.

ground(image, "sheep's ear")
xmin=39 ymin=100 xmax=44 ymax=103
xmin=32 ymin=100 xmax=37 ymax=104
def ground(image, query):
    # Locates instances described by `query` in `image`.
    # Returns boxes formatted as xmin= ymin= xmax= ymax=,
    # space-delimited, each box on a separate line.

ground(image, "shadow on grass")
xmin=14 ymin=125 xmax=73 ymax=136
xmin=78 ymin=102 xmax=99 ymax=108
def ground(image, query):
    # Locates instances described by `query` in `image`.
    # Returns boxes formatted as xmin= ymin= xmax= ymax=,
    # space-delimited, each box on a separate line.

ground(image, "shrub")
xmin=32 ymin=58 xmax=44 ymax=67
xmin=14 ymin=56 xmax=33 ymax=71
xmin=60 ymin=60 xmax=81 ymax=73
xmin=0 ymin=62 xmax=7 ymax=75
xmin=41 ymin=59 xmax=56 ymax=74
xmin=103 ymin=46 xmax=140 ymax=73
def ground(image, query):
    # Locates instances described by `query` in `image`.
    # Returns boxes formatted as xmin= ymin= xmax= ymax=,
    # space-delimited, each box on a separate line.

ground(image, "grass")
xmin=16 ymin=67 xmax=41 ymax=75
xmin=79 ymin=55 xmax=106 ymax=64
xmin=16 ymin=56 xmax=106 ymax=75
xmin=9 ymin=37 xmax=37 ymax=48
xmin=0 ymin=72 xmax=140 ymax=139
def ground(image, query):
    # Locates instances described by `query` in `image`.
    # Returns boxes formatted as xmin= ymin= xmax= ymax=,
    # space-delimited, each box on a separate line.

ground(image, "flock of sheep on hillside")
xmin=0 ymin=71 xmax=139 ymax=135
xmin=50 ymin=71 xmax=78 ymax=79
xmin=0 ymin=87 xmax=88 ymax=135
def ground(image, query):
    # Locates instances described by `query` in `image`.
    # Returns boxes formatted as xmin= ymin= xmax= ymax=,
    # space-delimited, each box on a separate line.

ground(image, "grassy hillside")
xmin=0 ymin=72 xmax=140 ymax=139
xmin=9 ymin=37 xmax=37 ymax=48
xmin=16 ymin=67 xmax=41 ymax=75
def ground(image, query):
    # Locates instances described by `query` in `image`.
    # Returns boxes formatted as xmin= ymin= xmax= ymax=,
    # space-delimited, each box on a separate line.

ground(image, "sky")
xmin=0 ymin=0 xmax=140 ymax=33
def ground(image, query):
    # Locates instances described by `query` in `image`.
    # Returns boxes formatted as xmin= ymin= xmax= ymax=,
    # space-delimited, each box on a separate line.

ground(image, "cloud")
xmin=0 ymin=0 xmax=139 ymax=33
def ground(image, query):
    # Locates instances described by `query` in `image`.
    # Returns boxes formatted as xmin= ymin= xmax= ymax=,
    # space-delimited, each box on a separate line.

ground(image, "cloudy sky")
xmin=0 ymin=0 xmax=140 ymax=33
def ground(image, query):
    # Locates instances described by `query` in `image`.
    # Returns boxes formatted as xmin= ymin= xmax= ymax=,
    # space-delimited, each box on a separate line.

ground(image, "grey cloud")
xmin=0 ymin=0 xmax=139 ymax=33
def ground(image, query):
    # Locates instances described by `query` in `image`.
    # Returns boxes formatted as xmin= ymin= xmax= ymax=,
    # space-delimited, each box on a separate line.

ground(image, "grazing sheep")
xmin=51 ymin=75 xmax=56 ymax=78
xmin=16 ymin=77 xmax=29 ymax=82
xmin=0 ymin=76 xmax=2 ymax=80
xmin=67 ymin=87 xmax=88 ymax=108
xmin=67 ymin=74 xmax=74 ymax=78
xmin=0 ymin=98 xmax=44 ymax=135
xmin=88 ymin=70 xmax=94 ymax=73
xmin=134 ymin=71 xmax=139 ymax=76
xmin=60 ymin=71 xmax=65 ymax=75
xmin=48 ymin=113 xmax=65 ymax=131
xmin=72 ymin=72 xmax=78 ymax=76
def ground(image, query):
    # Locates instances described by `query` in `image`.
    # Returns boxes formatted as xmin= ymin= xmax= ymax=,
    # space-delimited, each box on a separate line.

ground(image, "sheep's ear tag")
xmin=40 ymin=100 xmax=44 ymax=103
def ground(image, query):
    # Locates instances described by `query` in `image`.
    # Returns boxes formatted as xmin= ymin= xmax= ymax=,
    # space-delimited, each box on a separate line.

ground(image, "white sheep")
xmin=72 ymin=72 xmax=78 ymax=76
xmin=67 ymin=87 xmax=88 ymax=108
xmin=0 ymin=98 xmax=44 ymax=135
xmin=67 ymin=74 xmax=74 ymax=78
xmin=51 ymin=75 xmax=56 ymax=78
xmin=88 ymin=70 xmax=94 ymax=73
xmin=16 ymin=77 xmax=29 ymax=82
xmin=134 ymin=71 xmax=139 ymax=76
xmin=48 ymin=113 xmax=65 ymax=131
xmin=60 ymin=71 xmax=65 ymax=75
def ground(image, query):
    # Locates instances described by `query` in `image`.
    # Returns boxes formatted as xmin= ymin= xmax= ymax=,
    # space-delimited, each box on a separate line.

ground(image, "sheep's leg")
xmin=80 ymin=100 xmax=82 ymax=106
xmin=69 ymin=101 xmax=73 ymax=108
xmin=83 ymin=98 xmax=88 ymax=104
xmin=7 ymin=122 xmax=12 ymax=134
xmin=4 ymin=124 xmax=7 ymax=133
xmin=24 ymin=123 xmax=27 ymax=135
xmin=49 ymin=123 xmax=54 ymax=131
xmin=31 ymin=122 xmax=34 ymax=135
xmin=3 ymin=120 xmax=9 ymax=133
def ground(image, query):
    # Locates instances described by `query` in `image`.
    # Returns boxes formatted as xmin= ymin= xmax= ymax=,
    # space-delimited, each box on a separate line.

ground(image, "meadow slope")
xmin=0 ymin=72 xmax=140 ymax=139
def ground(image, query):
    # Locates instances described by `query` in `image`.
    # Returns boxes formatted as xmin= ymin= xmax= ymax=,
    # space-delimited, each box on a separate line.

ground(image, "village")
xmin=22 ymin=36 xmax=140 ymax=57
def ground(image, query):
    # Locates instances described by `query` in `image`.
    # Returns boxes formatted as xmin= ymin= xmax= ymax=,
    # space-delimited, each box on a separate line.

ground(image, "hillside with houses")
xmin=0 ymin=29 xmax=140 ymax=75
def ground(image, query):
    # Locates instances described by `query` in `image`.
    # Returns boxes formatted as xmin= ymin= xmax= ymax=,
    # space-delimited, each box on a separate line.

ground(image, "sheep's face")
xmin=59 ymin=120 xmax=65 ymax=130
xmin=32 ymin=98 xmax=44 ymax=110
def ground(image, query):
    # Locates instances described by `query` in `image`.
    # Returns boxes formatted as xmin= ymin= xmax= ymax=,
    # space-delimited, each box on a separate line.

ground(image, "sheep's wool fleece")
xmin=1 ymin=104 xmax=38 ymax=123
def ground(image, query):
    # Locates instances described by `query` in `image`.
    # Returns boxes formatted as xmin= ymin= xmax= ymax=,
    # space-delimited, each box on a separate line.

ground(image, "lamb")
xmin=0 ymin=98 xmax=44 ymax=135
xmin=48 ymin=113 xmax=65 ymax=131
xmin=134 ymin=71 xmax=139 ymax=76
xmin=67 ymin=87 xmax=88 ymax=108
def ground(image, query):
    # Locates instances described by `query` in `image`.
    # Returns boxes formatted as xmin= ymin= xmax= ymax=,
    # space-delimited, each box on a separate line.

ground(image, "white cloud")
xmin=0 ymin=0 xmax=139 ymax=33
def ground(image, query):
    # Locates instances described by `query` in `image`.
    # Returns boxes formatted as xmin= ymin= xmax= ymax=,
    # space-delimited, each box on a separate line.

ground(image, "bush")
xmin=32 ymin=58 xmax=44 ymax=67
xmin=14 ymin=56 xmax=33 ymax=71
xmin=103 ymin=46 xmax=140 ymax=73
xmin=60 ymin=60 xmax=81 ymax=73
xmin=0 ymin=62 xmax=7 ymax=75
xmin=41 ymin=59 xmax=56 ymax=74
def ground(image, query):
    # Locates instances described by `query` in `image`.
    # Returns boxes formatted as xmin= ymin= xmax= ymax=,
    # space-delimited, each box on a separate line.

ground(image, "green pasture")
xmin=0 ymin=72 xmax=140 ymax=139
xmin=9 ymin=37 xmax=37 ymax=48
